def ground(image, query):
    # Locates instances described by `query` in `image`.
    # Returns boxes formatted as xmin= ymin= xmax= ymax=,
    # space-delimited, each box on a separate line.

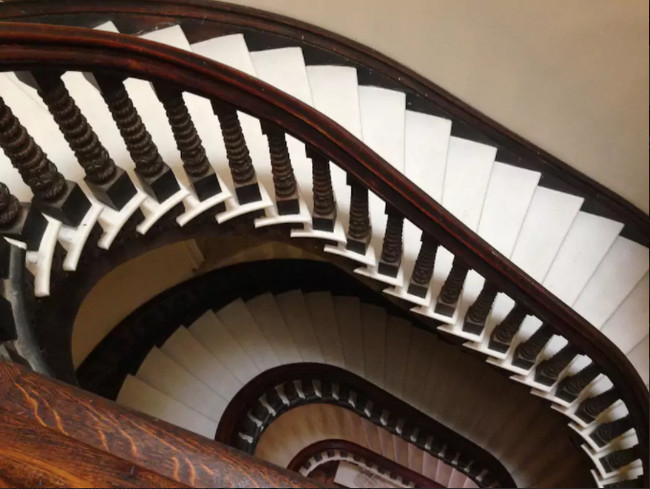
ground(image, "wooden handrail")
xmin=0 ymin=360 xmax=316 ymax=487
xmin=0 ymin=0 xmax=646 ymax=246
xmin=0 ymin=21 xmax=647 ymax=483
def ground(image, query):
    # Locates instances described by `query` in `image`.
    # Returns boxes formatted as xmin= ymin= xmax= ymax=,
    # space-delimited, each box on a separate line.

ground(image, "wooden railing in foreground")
xmin=0 ymin=360 xmax=316 ymax=488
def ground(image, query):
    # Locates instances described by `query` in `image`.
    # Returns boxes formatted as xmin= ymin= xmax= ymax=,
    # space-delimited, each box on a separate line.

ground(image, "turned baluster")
xmin=576 ymin=388 xmax=619 ymax=423
xmin=555 ymin=362 xmax=600 ymax=402
xmin=590 ymin=415 xmax=633 ymax=447
xmin=488 ymin=304 xmax=528 ymax=353
xmin=0 ymin=96 xmax=89 ymax=226
xmin=152 ymin=85 xmax=221 ymax=201
xmin=512 ymin=324 xmax=554 ymax=369
xmin=88 ymin=74 xmax=180 ymax=202
xmin=408 ymin=233 xmax=439 ymax=298
xmin=378 ymin=206 xmax=404 ymax=277
xmin=306 ymin=146 xmax=336 ymax=231
xmin=463 ymin=282 xmax=499 ymax=335
xmin=0 ymin=182 xmax=46 ymax=251
xmin=534 ymin=343 xmax=579 ymax=385
xmin=599 ymin=445 xmax=640 ymax=473
xmin=345 ymin=177 xmax=371 ymax=254
xmin=435 ymin=257 xmax=469 ymax=317
xmin=260 ymin=121 xmax=299 ymax=215
xmin=16 ymin=71 xmax=136 ymax=210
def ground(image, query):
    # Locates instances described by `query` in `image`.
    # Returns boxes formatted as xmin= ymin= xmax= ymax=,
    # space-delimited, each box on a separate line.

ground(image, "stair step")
xmin=191 ymin=33 xmax=256 ymax=76
xmin=361 ymin=303 xmax=388 ymax=387
xmin=333 ymin=296 xmax=365 ymax=377
xmin=161 ymin=326 xmax=242 ymax=401
xmin=117 ymin=375 xmax=217 ymax=438
xmin=250 ymin=47 xmax=313 ymax=106
xmin=188 ymin=310 xmax=260 ymax=385
xmin=304 ymin=292 xmax=345 ymax=368
xmin=274 ymin=290 xmax=324 ymax=363
xmin=247 ymin=292 xmax=302 ymax=365
xmin=136 ymin=347 xmax=227 ymax=422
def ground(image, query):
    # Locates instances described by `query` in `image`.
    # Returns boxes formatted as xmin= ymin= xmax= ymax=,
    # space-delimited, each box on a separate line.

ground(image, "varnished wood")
xmin=0 ymin=21 xmax=646 ymax=480
xmin=0 ymin=407 xmax=187 ymax=488
xmin=0 ymin=181 xmax=19 ymax=227
xmin=0 ymin=360 xmax=317 ymax=488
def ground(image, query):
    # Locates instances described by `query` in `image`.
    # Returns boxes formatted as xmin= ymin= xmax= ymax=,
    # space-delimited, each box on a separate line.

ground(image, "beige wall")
xmin=224 ymin=0 xmax=649 ymax=212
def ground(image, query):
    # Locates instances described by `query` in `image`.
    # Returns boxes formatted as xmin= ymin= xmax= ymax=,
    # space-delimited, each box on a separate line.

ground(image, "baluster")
xmin=0 ymin=182 xmax=46 ymax=251
xmin=87 ymin=74 xmax=180 ymax=202
xmin=0 ymin=96 xmax=90 ymax=226
xmin=590 ymin=415 xmax=633 ymax=447
xmin=152 ymin=85 xmax=221 ymax=201
xmin=599 ymin=445 xmax=640 ymax=473
xmin=378 ymin=206 xmax=404 ymax=277
xmin=463 ymin=282 xmax=499 ymax=334
xmin=488 ymin=304 xmax=528 ymax=353
xmin=345 ymin=177 xmax=371 ymax=254
xmin=555 ymin=362 xmax=600 ymax=402
xmin=306 ymin=146 xmax=336 ymax=231
xmin=211 ymin=100 xmax=261 ymax=204
xmin=407 ymin=233 xmax=439 ymax=298
xmin=576 ymin=388 xmax=619 ymax=423
xmin=16 ymin=71 xmax=137 ymax=210
xmin=512 ymin=324 xmax=554 ymax=369
xmin=260 ymin=121 xmax=299 ymax=215
xmin=534 ymin=343 xmax=578 ymax=385
xmin=435 ymin=257 xmax=469 ymax=316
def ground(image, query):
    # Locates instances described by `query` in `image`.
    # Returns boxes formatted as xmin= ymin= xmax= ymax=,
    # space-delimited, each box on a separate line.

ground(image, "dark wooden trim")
xmin=215 ymin=363 xmax=516 ymax=488
xmin=288 ymin=439 xmax=444 ymax=488
xmin=0 ymin=23 xmax=644 ymax=481
xmin=0 ymin=360 xmax=317 ymax=488
xmin=0 ymin=0 xmax=646 ymax=245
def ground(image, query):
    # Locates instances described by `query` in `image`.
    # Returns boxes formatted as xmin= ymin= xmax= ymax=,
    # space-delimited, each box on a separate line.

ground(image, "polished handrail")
xmin=0 ymin=0 xmax=646 ymax=246
xmin=0 ymin=22 xmax=646 ymax=483
xmin=0 ymin=360 xmax=316 ymax=487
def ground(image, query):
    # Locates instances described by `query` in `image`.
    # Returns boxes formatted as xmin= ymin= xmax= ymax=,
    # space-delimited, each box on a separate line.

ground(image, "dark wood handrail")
xmin=0 ymin=360 xmax=316 ymax=487
xmin=0 ymin=0 xmax=646 ymax=246
xmin=0 ymin=21 xmax=646 ymax=482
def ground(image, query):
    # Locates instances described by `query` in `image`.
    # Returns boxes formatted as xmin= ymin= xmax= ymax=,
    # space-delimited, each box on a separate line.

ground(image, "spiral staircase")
xmin=0 ymin=1 xmax=647 ymax=487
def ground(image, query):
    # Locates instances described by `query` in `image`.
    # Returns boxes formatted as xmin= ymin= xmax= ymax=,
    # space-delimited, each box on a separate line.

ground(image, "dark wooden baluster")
xmin=534 ymin=343 xmax=579 ymax=385
xmin=512 ymin=324 xmax=554 ymax=369
xmin=590 ymin=415 xmax=633 ymax=447
xmin=306 ymin=146 xmax=336 ymax=231
xmin=0 ymin=182 xmax=46 ymax=251
xmin=211 ymin=100 xmax=261 ymax=205
xmin=153 ymin=85 xmax=221 ymax=201
xmin=88 ymin=74 xmax=180 ymax=202
xmin=576 ymin=388 xmax=619 ymax=423
xmin=378 ymin=206 xmax=404 ymax=277
xmin=463 ymin=282 xmax=499 ymax=334
xmin=488 ymin=304 xmax=528 ymax=353
xmin=260 ymin=121 xmax=299 ymax=214
xmin=0 ymin=96 xmax=90 ymax=226
xmin=555 ymin=363 xmax=600 ymax=402
xmin=599 ymin=445 xmax=640 ymax=473
xmin=16 ymin=71 xmax=136 ymax=210
xmin=346 ymin=177 xmax=371 ymax=254
xmin=408 ymin=234 xmax=439 ymax=298
xmin=435 ymin=257 xmax=469 ymax=316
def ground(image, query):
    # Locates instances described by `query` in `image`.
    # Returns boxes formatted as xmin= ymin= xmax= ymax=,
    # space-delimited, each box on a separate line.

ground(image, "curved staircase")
xmin=0 ymin=2 xmax=647 ymax=487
